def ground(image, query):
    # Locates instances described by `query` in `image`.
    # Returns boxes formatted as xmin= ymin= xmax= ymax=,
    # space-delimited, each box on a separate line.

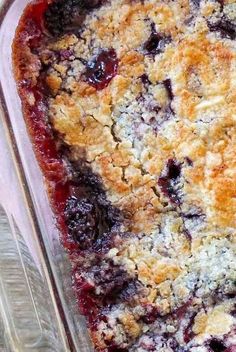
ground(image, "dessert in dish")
xmin=13 ymin=0 xmax=236 ymax=350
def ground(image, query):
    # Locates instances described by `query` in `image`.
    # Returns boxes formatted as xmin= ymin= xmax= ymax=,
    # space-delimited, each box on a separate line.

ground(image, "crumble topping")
xmin=13 ymin=0 xmax=236 ymax=351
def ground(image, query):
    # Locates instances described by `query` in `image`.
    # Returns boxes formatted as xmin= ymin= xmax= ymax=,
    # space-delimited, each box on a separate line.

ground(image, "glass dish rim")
xmin=0 ymin=1 xmax=93 ymax=351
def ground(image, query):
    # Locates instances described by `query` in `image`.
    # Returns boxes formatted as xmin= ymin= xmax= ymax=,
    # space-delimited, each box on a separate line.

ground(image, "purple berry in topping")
xmin=142 ymin=305 xmax=160 ymax=324
xmin=83 ymin=49 xmax=118 ymax=90
xmin=208 ymin=19 xmax=236 ymax=40
xmin=119 ymin=280 xmax=142 ymax=302
xmin=44 ymin=0 xmax=104 ymax=35
xmin=163 ymin=79 xmax=173 ymax=100
xmin=164 ymin=159 xmax=181 ymax=179
xmin=91 ymin=262 xmax=130 ymax=297
xmin=44 ymin=0 xmax=85 ymax=35
xmin=209 ymin=339 xmax=227 ymax=352
xmin=140 ymin=73 xmax=151 ymax=86
xmin=82 ymin=0 xmax=104 ymax=9
xmin=65 ymin=196 xmax=99 ymax=249
xmin=93 ymin=232 xmax=119 ymax=253
xmin=143 ymin=23 xmax=171 ymax=55
xmin=185 ymin=157 xmax=193 ymax=166
xmin=60 ymin=49 xmax=73 ymax=60
xmin=144 ymin=32 xmax=163 ymax=54
xmin=158 ymin=159 xmax=182 ymax=205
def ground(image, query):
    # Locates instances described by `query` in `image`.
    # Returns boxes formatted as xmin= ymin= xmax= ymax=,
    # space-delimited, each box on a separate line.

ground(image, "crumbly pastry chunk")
xmin=13 ymin=0 xmax=236 ymax=351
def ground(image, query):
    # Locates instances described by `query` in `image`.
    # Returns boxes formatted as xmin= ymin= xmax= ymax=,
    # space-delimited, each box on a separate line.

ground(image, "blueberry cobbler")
xmin=13 ymin=0 xmax=236 ymax=350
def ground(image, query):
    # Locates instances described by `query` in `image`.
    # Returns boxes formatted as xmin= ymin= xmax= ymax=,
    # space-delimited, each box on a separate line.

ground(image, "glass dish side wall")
xmin=0 ymin=1 xmax=93 ymax=351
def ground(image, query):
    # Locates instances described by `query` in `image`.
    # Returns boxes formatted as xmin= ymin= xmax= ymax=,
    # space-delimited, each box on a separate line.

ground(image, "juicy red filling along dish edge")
xmin=12 ymin=0 xmax=102 ymax=332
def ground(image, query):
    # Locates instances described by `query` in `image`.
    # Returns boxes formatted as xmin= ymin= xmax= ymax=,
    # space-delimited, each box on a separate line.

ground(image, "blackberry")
xmin=65 ymin=196 xmax=100 ymax=249
xmin=64 ymin=162 xmax=122 ymax=249
xmin=90 ymin=262 xmax=131 ymax=297
xmin=71 ymin=162 xmax=122 ymax=225
xmin=44 ymin=0 xmax=103 ymax=36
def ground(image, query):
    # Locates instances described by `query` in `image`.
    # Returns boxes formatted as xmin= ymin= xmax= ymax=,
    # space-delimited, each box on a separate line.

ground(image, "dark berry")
xmin=65 ymin=196 xmax=100 ymax=249
xmin=91 ymin=262 xmax=131 ymax=297
xmin=143 ymin=23 xmax=171 ymax=55
xmin=44 ymin=0 xmax=84 ymax=35
xmin=163 ymin=79 xmax=173 ymax=101
xmin=119 ymin=280 xmax=143 ymax=302
xmin=82 ymin=0 xmax=104 ymax=8
xmin=142 ymin=305 xmax=160 ymax=324
xmin=173 ymin=299 xmax=192 ymax=319
xmin=147 ymin=102 xmax=161 ymax=114
xmin=64 ymin=162 xmax=122 ymax=250
xmin=92 ymin=232 xmax=119 ymax=253
xmin=144 ymin=33 xmax=171 ymax=55
xmin=208 ymin=19 xmax=236 ymax=40
xmin=44 ymin=0 xmax=104 ymax=35
xmin=144 ymin=33 xmax=163 ymax=54
xmin=158 ymin=159 xmax=182 ymax=205
xmin=70 ymin=161 xmax=122 ymax=231
xmin=107 ymin=346 xmax=128 ymax=352
xmin=209 ymin=339 xmax=227 ymax=352
xmin=140 ymin=73 xmax=151 ymax=86
xmin=83 ymin=49 xmax=118 ymax=90
xmin=168 ymin=338 xmax=180 ymax=350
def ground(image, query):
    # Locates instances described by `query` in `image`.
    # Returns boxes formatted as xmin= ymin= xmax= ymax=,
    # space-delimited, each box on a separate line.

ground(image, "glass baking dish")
xmin=0 ymin=1 xmax=93 ymax=351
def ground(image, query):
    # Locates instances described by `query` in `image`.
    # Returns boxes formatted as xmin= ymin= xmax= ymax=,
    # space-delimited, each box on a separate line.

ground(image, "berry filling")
xmin=83 ymin=49 xmax=118 ymax=90
xmin=163 ymin=78 xmax=174 ymax=101
xmin=208 ymin=18 xmax=236 ymax=40
xmin=65 ymin=196 xmax=102 ymax=249
xmin=64 ymin=162 xmax=122 ymax=250
xmin=44 ymin=0 xmax=104 ymax=35
xmin=143 ymin=23 xmax=171 ymax=55
xmin=158 ymin=159 xmax=182 ymax=205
